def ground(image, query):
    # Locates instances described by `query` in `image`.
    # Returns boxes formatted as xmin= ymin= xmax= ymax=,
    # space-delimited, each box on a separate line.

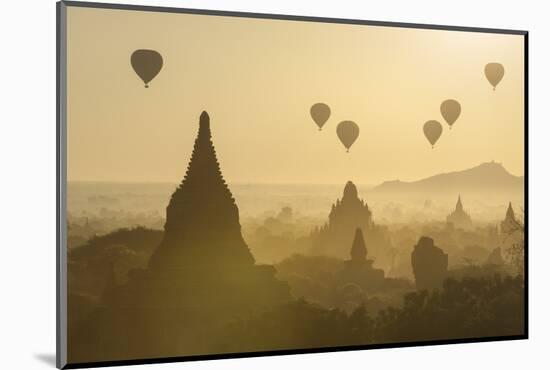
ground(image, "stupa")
xmin=446 ymin=195 xmax=473 ymax=230
xmin=69 ymin=112 xmax=290 ymax=363
xmin=337 ymin=228 xmax=385 ymax=293
xmin=149 ymin=111 xmax=254 ymax=270
xmin=500 ymin=202 xmax=518 ymax=235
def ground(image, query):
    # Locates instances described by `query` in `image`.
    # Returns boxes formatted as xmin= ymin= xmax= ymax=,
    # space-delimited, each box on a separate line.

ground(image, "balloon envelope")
xmin=310 ymin=103 xmax=331 ymax=130
xmin=131 ymin=49 xmax=163 ymax=88
xmin=336 ymin=121 xmax=359 ymax=152
xmin=423 ymin=120 xmax=443 ymax=148
xmin=440 ymin=99 xmax=461 ymax=128
xmin=484 ymin=63 xmax=505 ymax=90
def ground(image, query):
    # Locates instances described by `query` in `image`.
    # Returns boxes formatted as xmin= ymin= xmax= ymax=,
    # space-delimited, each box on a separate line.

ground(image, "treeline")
xmin=215 ymin=274 xmax=524 ymax=353
xmin=67 ymin=227 xmax=524 ymax=363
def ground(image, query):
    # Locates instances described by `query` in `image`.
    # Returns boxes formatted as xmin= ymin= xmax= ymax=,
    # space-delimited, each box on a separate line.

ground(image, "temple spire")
xmin=342 ymin=181 xmax=358 ymax=202
xmin=506 ymin=202 xmax=515 ymax=220
xmin=350 ymin=228 xmax=367 ymax=262
xmin=180 ymin=110 xmax=225 ymax=188
xmin=200 ymin=110 xmax=210 ymax=129
xmin=150 ymin=111 xmax=255 ymax=270
xmin=447 ymin=195 xmax=472 ymax=229
xmin=456 ymin=195 xmax=463 ymax=212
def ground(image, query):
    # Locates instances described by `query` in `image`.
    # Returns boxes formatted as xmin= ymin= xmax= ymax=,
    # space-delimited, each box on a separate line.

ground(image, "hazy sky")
xmin=67 ymin=7 xmax=524 ymax=185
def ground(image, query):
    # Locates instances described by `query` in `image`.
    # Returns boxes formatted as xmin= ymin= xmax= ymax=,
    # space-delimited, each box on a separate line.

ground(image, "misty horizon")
xmin=63 ymin=4 xmax=526 ymax=365
xmin=67 ymin=160 xmax=525 ymax=186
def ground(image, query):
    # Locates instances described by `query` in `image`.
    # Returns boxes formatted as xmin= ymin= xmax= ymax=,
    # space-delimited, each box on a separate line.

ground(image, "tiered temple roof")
xmin=311 ymin=180 xmax=395 ymax=260
xmin=446 ymin=195 xmax=473 ymax=230
xmin=149 ymin=111 xmax=254 ymax=270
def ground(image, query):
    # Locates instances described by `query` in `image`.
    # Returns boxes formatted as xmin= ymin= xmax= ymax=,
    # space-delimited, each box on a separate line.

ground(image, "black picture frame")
xmin=56 ymin=1 xmax=529 ymax=368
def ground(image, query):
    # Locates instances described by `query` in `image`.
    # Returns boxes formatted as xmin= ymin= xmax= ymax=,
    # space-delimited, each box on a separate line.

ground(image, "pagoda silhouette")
xmin=69 ymin=112 xmax=290 ymax=363
xmin=336 ymin=228 xmax=385 ymax=293
xmin=350 ymin=228 xmax=368 ymax=264
xmin=145 ymin=112 xmax=289 ymax=299
xmin=500 ymin=202 xmax=518 ymax=235
xmin=311 ymin=181 xmax=392 ymax=260
xmin=446 ymin=195 xmax=473 ymax=230
xmin=498 ymin=201 xmax=522 ymax=257
xmin=149 ymin=111 xmax=255 ymax=270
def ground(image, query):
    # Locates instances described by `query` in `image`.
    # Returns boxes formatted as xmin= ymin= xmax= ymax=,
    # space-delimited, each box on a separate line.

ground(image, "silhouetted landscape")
xmin=67 ymin=112 xmax=525 ymax=363
xmin=63 ymin=6 xmax=525 ymax=364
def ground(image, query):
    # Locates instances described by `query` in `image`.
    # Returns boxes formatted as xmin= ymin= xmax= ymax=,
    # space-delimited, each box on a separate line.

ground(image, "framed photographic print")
xmin=57 ymin=1 xmax=528 ymax=368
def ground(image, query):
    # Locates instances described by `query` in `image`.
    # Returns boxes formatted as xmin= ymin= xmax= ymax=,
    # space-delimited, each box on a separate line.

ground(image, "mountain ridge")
xmin=370 ymin=161 xmax=524 ymax=195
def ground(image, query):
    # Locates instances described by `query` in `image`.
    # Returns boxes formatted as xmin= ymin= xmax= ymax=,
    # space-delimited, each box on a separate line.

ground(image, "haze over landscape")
xmin=68 ymin=161 xmax=524 ymax=225
xmin=64 ymin=5 xmax=525 ymax=365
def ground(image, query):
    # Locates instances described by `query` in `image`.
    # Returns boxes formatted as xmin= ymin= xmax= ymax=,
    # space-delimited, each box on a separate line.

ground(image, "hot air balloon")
xmin=440 ymin=99 xmax=461 ymax=129
xmin=423 ymin=120 xmax=443 ymax=148
xmin=131 ymin=49 xmax=163 ymax=88
xmin=310 ymin=103 xmax=331 ymax=131
xmin=484 ymin=63 xmax=505 ymax=90
xmin=336 ymin=121 xmax=359 ymax=152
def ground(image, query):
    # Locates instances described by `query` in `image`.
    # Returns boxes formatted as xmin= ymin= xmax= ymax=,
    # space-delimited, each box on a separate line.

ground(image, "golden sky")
xmin=67 ymin=6 xmax=525 ymax=185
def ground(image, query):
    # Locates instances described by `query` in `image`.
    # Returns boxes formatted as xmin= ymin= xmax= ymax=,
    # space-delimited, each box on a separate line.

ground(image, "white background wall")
xmin=0 ymin=0 xmax=547 ymax=368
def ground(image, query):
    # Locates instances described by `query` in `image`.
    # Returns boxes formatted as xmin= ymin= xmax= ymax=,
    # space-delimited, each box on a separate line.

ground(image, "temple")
xmin=350 ymin=228 xmax=368 ymax=263
xmin=329 ymin=181 xmax=374 ymax=231
xmin=311 ymin=181 xmax=392 ymax=260
xmin=145 ymin=112 xmax=290 ymax=310
xmin=69 ymin=112 xmax=290 ymax=362
xmin=500 ymin=202 xmax=518 ymax=235
xmin=446 ymin=195 xmax=473 ymax=230
xmin=411 ymin=236 xmax=448 ymax=290
xmin=337 ymin=228 xmax=385 ymax=293
xmin=149 ymin=111 xmax=255 ymax=270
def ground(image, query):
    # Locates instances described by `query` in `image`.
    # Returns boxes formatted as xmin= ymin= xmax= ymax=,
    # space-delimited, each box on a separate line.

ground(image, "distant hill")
xmin=369 ymin=162 xmax=524 ymax=197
